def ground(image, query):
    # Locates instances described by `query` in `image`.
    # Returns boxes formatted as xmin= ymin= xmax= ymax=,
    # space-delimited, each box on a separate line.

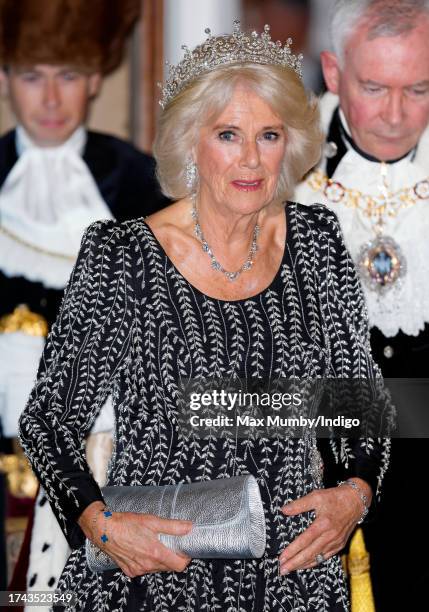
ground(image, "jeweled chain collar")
xmin=306 ymin=107 xmax=429 ymax=295
xmin=307 ymin=107 xmax=428 ymax=219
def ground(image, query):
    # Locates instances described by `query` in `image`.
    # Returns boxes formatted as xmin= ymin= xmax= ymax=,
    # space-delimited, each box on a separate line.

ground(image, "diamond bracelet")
xmin=338 ymin=479 xmax=369 ymax=524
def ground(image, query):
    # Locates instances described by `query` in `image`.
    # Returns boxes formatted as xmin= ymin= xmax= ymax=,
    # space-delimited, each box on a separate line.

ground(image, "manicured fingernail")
xmin=279 ymin=565 xmax=290 ymax=575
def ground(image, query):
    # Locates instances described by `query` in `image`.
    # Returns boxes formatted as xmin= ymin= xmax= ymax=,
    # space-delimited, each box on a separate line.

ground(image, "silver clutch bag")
xmin=86 ymin=474 xmax=266 ymax=572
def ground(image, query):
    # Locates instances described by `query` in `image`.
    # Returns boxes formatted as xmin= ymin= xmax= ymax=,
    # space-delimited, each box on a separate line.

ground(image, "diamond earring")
xmin=185 ymin=158 xmax=198 ymax=192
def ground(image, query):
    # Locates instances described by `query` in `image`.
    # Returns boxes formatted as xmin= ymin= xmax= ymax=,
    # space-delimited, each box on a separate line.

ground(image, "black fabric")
xmin=0 ymin=130 xmax=18 ymax=186
xmin=325 ymin=107 xmax=348 ymax=178
xmin=82 ymin=131 xmax=168 ymax=219
xmin=0 ymin=275 xmax=63 ymax=330
xmin=362 ymin=438 xmax=428 ymax=612
xmin=0 ymin=474 xmax=6 ymax=591
xmin=0 ymin=127 xmax=169 ymax=582
xmin=324 ymin=106 xmax=429 ymax=611
xmin=0 ymin=128 xmax=168 ymax=445
xmin=370 ymin=324 xmax=429 ymax=377
xmin=20 ymin=205 xmax=389 ymax=610
xmin=363 ymin=325 xmax=429 ymax=612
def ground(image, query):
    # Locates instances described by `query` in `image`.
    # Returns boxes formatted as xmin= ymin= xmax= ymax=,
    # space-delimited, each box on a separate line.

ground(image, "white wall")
xmin=164 ymin=0 xmax=242 ymax=68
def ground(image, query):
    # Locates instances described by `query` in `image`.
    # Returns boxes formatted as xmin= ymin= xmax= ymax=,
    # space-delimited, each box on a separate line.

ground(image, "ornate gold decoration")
xmin=0 ymin=304 xmax=48 ymax=337
xmin=306 ymin=168 xmax=429 ymax=219
xmin=306 ymin=164 xmax=428 ymax=293
xmin=5 ymin=516 xmax=28 ymax=534
xmin=0 ymin=442 xmax=38 ymax=499
xmin=347 ymin=527 xmax=375 ymax=612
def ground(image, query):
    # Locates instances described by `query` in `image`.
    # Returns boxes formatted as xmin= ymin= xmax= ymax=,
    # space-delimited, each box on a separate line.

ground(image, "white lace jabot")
xmin=0 ymin=125 xmax=114 ymax=288
xmin=325 ymin=154 xmax=429 ymax=338
xmin=294 ymin=92 xmax=429 ymax=338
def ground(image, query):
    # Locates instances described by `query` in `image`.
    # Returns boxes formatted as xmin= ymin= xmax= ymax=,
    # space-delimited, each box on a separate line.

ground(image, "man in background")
xmin=295 ymin=1 xmax=429 ymax=609
xmin=0 ymin=0 xmax=167 ymax=598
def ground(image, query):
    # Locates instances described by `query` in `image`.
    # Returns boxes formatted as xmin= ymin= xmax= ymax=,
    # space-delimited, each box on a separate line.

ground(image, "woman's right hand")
xmin=78 ymin=501 xmax=193 ymax=578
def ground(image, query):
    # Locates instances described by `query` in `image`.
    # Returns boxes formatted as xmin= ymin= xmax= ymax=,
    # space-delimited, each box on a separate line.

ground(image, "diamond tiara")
xmin=158 ymin=20 xmax=303 ymax=109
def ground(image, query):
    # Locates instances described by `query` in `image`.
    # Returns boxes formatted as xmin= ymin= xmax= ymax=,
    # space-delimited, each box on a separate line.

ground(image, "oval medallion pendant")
xmin=357 ymin=235 xmax=406 ymax=294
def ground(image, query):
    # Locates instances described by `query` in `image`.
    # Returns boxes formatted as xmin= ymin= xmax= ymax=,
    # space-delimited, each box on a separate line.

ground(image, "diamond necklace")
xmin=191 ymin=196 xmax=260 ymax=282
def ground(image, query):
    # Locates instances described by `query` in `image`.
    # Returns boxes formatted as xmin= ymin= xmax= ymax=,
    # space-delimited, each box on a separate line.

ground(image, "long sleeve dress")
xmin=19 ymin=202 xmax=391 ymax=612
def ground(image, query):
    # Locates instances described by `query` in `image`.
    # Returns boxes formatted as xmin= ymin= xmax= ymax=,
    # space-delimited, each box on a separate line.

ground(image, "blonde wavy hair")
xmin=153 ymin=63 xmax=322 ymax=201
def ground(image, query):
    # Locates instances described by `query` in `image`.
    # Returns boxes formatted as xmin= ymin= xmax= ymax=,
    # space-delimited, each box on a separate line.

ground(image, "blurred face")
xmin=321 ymin=19 xmax=429 ymax=160
xmin=0 ymin=64 xmax=101 ymax=147
xmin=194 ymin=86 xmax=287 ymax=216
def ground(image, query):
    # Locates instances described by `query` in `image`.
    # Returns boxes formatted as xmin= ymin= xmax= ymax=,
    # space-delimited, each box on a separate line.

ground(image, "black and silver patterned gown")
xmin=19 ymin=203 xmax=390 ymax=612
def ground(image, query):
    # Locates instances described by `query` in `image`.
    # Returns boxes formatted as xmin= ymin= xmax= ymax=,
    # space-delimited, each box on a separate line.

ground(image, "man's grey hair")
xmin=331 ymin=0 xmax=429 ymax=63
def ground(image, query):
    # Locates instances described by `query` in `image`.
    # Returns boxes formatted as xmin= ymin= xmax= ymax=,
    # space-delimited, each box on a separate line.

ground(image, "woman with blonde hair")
xmin=19 ymin=22 xmax=390 ymax=611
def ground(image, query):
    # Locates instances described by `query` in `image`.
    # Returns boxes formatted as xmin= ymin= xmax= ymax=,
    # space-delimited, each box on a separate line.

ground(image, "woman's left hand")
xmin=278 ymin=478 xmax=372 ymax=575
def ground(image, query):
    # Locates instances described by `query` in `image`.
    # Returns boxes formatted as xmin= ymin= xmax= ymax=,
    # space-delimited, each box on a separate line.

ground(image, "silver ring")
xmin=315 ymin=553 xmax=325 ymax=565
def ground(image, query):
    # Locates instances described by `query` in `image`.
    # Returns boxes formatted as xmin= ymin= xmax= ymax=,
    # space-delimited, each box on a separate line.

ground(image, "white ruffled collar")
xmin=303 ymin=93 xmax=429 ymax=337
xmin=0 ymin=125 xmax=113 ymax=289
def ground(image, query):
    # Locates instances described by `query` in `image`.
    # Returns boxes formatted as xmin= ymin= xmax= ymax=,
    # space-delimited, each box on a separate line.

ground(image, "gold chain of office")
xmin=0 ymin=224 xmax=76 ymax=261
xmin=306 ymin=168 xmax=429 ymax=218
